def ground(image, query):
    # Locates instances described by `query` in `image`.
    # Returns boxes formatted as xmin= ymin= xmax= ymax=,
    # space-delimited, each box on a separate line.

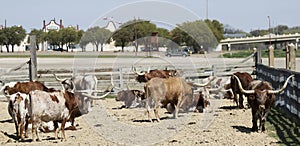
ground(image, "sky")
xmin=0 ymin=0 xmax=299 ymax=33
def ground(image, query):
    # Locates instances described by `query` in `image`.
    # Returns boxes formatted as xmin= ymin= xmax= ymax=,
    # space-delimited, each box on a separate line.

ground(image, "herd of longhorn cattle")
xmin=0 ymin=66 xmax=294 ymax=142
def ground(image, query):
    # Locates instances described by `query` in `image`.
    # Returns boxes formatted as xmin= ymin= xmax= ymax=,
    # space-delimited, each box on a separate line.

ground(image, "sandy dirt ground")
xmin=0 ymin=54 xmax=292 ymax=146
xmin=0 ymin=96 xmax=279 ymax=146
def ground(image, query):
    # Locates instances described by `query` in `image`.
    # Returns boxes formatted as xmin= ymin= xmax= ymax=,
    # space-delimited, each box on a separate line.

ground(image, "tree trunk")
xmin=5 ymin=45 xmax=9 ymax=52
xmin=11 ymin=45 xmax=14 ymax=52
xmin=100 ymin=43 xmax=103 ymax=52
xmin=122 ymin=42 xmax=125 ymax=52
xmin=96 ymin=44 xmax=99 ymax=51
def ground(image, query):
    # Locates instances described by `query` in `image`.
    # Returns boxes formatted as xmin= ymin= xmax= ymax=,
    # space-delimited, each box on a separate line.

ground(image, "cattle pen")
xmin=1 ymin=51 xmax=300 ymax=145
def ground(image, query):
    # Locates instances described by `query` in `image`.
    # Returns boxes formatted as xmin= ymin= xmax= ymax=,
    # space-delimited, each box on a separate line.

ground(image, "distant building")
xmin=42 ymin=19 xmax=63 ymax=32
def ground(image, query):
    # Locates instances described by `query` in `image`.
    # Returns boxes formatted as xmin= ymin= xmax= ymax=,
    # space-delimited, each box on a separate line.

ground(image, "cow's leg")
xmin=261 ymin=110 xmax=269 ymax=132
xmin=145 ymin=86 xmax=152 ymax=122
xmin=145 ymin=97 xmax=152 ymax=122
xmin=233 ymin=94 xmax=239 ymax=108
xmin=238 ymin=93 xmax=244 ymax=109
xmin=24 ymin=117 xmax=29 ymax=138
xmin=61 ymin=119 xmax=67 ymax=141
xmin=251 ymin=109 xmax=258 ymax=132
xmin=154 ymin=103 xmax=160 ymax=122
xmin=14 ymin=121 xmax=19 ymax=140
xmin=32 ymin=122 xmax=40 ymax=142
xmin=19 ymin=120 xmax=24 ymax=141
xmin=53 ymin=121 xmax=59 ymax=140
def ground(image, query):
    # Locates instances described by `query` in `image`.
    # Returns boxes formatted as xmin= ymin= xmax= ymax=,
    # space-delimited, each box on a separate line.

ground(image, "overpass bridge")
xmin=220 ymin=33 xmax=300 ymax=50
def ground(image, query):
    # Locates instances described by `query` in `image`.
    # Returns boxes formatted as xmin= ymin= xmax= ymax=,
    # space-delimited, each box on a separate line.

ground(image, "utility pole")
xmin=206 ymin=0 xmax=208 ymax=20
xmin=268 ymin=16 xmax=271 ymax=46
xmin=134 ymin=17 xmax=138 ymax=56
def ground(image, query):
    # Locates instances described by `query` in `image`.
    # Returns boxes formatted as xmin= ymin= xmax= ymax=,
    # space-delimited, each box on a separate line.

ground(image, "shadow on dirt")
xmin=1 ymin=130 xmax=32 ymax=142
xmin=133 ymin=116 xmax=169 ymax=123
xmin=0 ymin=118 xmax=13 ymax=123
xmin=219 ymin=105 xmax=237 ymax=110
xmin=232 ymin=126 xmax=252 ymax=134
xmin=267 ymin=107 xmax=300 ymax=145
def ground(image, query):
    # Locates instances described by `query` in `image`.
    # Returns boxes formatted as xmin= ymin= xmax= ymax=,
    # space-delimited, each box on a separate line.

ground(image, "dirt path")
xmin=0 ymin=96 xmax=279 ymax=146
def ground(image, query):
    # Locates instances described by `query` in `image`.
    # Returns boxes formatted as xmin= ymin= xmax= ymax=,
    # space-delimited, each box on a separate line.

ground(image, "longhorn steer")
xmin=132 ymin=67 xmax=178 ymax=83
xmin=234 ymin=75 xmax=294 ymax=132
xmin=166 ymin=90 xmax=210 ymax=113
xmin=116 ymin=90 xmax=145 ymax=108
xmin=144 ymin=77 xmax=212 ymax=122
xmin=230 ymin=72 xmax=253 ymax=109
xmin=28 ymin=90 xmax=79 ymax=141
xmin=8 ymin=92 xmax=30 ymax=141
xmin=53 ymin=74 xmax=98 ymax=112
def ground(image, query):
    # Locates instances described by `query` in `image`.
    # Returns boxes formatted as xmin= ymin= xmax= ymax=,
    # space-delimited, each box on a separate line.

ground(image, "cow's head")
xmin=234 ymin=74 xmax=294 ymax=112
xmin=1 ymin=82 xmax=18 ymax=99
xmin=53 ymin=74 xmax=74 ymax=91
xmin=132 ymin=66 xmax=179 ymax=83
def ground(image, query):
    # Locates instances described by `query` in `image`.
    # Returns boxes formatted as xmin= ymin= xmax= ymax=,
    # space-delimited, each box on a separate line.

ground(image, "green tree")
xmin=2 ymin=26 xmax=26 ymax=52
xmin=113 ymin=19 xmax=157 ymax=52
xmin=46 ymin=30 xmax=62 ymax=49
xmin=134 ymin=21 xmax=156 ymax=51
xmin=274 ymin=25 xmax=288 ymax=34
xmin=170 ymin=20 xmax=220 ymax=52
xmin=113 ymin=25 xmax=132 ymax=52
xmin=250 ymin=29 xmax=268 ymax=36
xmin=60 ymin=27 xmax=79 ymax=52
xmin=204 ymin=19 xmax=224 ymax=42
xmin=0 ymin=29 xmax=8 ymax=53
xmin=79 ymin=32 xmax=90 ymax=52
xmin=84 ymin=26 xmax=111 ymax=52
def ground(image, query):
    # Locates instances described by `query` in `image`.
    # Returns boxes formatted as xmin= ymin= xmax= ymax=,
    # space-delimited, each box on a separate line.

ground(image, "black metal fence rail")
xmin=256 ymin=64 xmax=300 ymax=119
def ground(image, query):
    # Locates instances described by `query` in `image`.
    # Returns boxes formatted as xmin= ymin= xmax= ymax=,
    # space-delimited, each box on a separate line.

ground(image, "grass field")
xmin=222 ymin=50 xmax=300 ymax=58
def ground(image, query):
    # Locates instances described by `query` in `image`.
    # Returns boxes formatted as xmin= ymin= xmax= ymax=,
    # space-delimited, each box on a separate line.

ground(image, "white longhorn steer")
xmin=28 ymin=90 xmax=78 ymax=141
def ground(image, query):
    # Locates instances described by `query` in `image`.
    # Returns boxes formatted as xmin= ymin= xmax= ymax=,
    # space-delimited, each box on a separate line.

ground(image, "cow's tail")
xmin=27 ymin=92 xmax=33 ymax=118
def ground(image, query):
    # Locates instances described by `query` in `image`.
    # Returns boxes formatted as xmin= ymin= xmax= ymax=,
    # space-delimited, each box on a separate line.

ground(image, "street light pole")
xmin=267 ymin=16 xmax=274 ymax=67
xmin=268 ymin=16 xmax=271 ymax=46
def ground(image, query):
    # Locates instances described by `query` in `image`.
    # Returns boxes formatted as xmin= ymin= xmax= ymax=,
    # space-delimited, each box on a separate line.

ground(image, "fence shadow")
xmin=267 ymin=107 xmax=300 ymax=145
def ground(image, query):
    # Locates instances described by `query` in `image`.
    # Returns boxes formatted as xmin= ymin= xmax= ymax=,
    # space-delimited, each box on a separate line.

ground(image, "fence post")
xmin=119 ymin=67 xmax=123 ymax=89
xmin=286 ymin=43 xmax=290 ymax=70
xmin=289 ymin=43 xmax=296 ymax=71
xmin=30 ymin=35 xmax=37 ymax=81
xmin=268 ymin=45 xmax=274 ymax=67
xmin=212 ymin=65 xmax=215 ymax=76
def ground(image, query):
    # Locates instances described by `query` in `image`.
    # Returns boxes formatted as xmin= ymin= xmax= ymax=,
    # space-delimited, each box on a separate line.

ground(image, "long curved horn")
xmin=132 ymin=66 xmax=145 ymax=76
xmin=53 ymin=73 xmax=66 ymax=82
xmin=81 ymin=92 xmax=110 ymax=100
xmin=268 ymin=75 xmax=294 ymax=94
xmin=233 ymin=75 xmax=255 ymax=94
xmin=193 ymin=76 xmax=216 ymax=87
